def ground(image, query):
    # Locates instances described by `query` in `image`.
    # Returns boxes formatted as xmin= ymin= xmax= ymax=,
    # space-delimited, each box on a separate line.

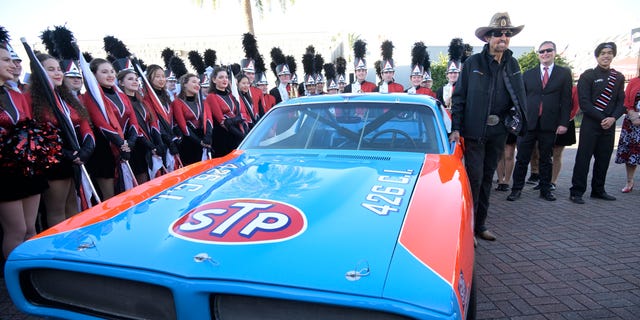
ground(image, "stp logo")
xmin=170 ymin=199 xmax=307 ymax=244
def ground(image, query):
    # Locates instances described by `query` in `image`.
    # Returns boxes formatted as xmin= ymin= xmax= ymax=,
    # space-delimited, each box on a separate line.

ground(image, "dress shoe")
xmin=533 ymin=183 xmax=541 ymax=190
xmin=478 ymin=230 xmax=497 ymax=241
xmin=506 ymin=190 xmax=521 ymax=201
xmin=540 ymin=192 xmax=556 ymax=201
xmin=621 ymin=182 xmax=634 ymax=193
xmin=495 ymin=183 xmax=509 ymax=191
xmin=590 ymin=192 xmax=616 ymax=201
xmin=570 ymin=195 xmax=585 ymax=204
xmin=550 ymin=183 xmax=556 ymax=191
xmin=526 ymin=173 xmax=539 ymax=185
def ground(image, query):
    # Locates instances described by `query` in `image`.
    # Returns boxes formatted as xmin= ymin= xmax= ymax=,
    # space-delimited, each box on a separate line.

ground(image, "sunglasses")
xmin=538 ymin=48 xmax=554 ymax=54
xmin=491 ymin=30 xmax=513 ymax=38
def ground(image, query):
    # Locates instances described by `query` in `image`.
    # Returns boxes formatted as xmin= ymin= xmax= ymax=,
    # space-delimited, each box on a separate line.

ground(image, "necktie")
xmin=539 ymin=67 xmax=549 ymax=116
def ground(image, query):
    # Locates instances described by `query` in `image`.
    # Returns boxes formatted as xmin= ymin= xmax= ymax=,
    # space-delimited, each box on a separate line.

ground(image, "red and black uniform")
xmin=81 ymin=86 xmax=140 ymax=179
xmin=143 ymin=87 xmax=180 ymax=156
xmin=25 ymin=92 xmax=94 ymax=181
xmin=416 ymin=86 xmax=437 ymax=98
xmin=374 ymin=82 xmax=404 ymax=93
xmin=262 ymin=92 xmax=276 ymax=114
xmin=240 ymin=89 xmax=259 ymax=129
xmin=205 ymin=88 xmax=248 ymax=158
xmin=343 ymin=81 xmax=376 ymax=93
xmin=172 ymin=95 xmax=212 ymax=165
xmin=127 ymin=93 xmax=164 ymax=175
xmin=0 ymin=86 xmax=48 ymax=201
xmin=248 ymin=86 xmax=266 ymax=119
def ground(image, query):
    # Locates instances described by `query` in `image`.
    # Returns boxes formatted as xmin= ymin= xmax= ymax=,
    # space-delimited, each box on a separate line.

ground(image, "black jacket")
xmin=577 ymin=66 xmax=626 ymax=127
xmin=451 ymin=44 xmax=528 ymax=139
xmin=522 ymin=64 xmax=573 ymax=132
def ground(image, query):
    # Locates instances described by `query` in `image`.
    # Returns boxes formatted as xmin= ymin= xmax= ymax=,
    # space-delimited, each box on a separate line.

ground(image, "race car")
xmin=5 ymin=93 xmax=476 ymax=320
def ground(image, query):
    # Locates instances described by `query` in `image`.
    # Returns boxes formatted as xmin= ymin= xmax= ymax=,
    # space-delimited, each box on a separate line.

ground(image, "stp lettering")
xmin=170 ymin=199 xmax=307 ymax=244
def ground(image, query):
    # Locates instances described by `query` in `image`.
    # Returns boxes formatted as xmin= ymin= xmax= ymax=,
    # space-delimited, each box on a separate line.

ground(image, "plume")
xmin=314 ymin=54 xmax=324 ymax=74
xmin=381 ymin=40 xmax=394 ymax=60
xmin=374 ymin=60 xmax=382 ymax=79
xmin=448 ymin=38 xmax=464 ymax=62
xmin=51 ymin=25 xmax=78 ymax=60
xmin=286 ymin=55 xmax=296 ymax=75
xmin=169 ymin=56 xmax=188 ymax=79
xmin=270 ymin=47 xmax=286 ymax=76
xmin=0 ymin=26 xmax=9 ymax=46
xmin=203 ymin=49 xmax=217 ymax=67
xmin=242 ymin=33 xmax=259 ymax=59
xmin=188 ymin=50 xmax=206 ymax=75
xmin=230 ymin=63 xmax=241 ymax=77
xmin=353 ymin=40 xmax=366 ymax=59
xmin=255 ymin=54 xmax=266 ymax=73
xmin=137 ymin=58 xmax=147 ymax=71
xmin=323 ymin=63 xmax=336 ymax=80
xmin=302 ymin=53 xmax=314 ymax=75
xmin=335 ymin=57 xmax=346 ymax=76
xmin=82 ymin=51 xmax=93 ymax=62
xmin=411 ymin=41 xmax=427 ymax=67
xmin=423 ymin=48 xmax=431 ymax=73
xmin=40 ymin=29 xmax=57 ymax=57
xmin=161 ymin=47 xmax=175 ymax=69
xmin=462 ymin=43 xmax=473 ymax=63
xmin=305 ymin=45 xmax=315 ymax=55
xmin=103 ymin=35 xmax=131 ymax=59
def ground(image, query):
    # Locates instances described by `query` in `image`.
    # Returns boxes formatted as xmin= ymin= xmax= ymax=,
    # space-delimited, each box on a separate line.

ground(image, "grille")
xmin=211 ymin=294 xmax=412 ymax=320
xmin=21 ymin=268 xmax=176 ymax=320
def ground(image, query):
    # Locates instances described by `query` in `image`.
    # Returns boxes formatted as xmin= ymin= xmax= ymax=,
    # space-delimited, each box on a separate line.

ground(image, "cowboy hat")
xmin=475 ymin=12 xmax=524 ymax=41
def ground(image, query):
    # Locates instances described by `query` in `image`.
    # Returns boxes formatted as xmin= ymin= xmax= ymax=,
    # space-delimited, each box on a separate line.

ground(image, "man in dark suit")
xmin=507 ymin=41 xmax=572 ymax=202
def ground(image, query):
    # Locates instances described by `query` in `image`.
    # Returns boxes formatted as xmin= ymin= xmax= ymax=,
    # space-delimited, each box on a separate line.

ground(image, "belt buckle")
xmin=486 ymin=115 xmax=500 ymax=126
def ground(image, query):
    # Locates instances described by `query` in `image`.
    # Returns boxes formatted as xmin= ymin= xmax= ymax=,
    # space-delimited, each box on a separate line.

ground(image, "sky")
xmin=3 ymin=0 xmax=640 ymax=68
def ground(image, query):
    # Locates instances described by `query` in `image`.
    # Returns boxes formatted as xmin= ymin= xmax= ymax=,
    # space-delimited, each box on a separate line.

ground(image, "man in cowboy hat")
xmin=449 ymin=12 xmax=527 ymax=243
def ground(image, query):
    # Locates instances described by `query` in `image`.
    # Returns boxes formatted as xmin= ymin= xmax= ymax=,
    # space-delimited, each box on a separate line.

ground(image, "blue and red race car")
xmin=5 ymin=93 xmax=475 ymax=320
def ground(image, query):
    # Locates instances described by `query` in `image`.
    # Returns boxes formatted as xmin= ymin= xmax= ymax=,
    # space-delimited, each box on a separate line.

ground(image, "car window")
xmin=240 ymin=103 xmax=443 ymax=153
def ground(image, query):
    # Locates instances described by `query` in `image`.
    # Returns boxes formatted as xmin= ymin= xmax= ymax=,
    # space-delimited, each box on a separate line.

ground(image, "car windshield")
xmin=240 ymin=102 xmax=444 ymax=153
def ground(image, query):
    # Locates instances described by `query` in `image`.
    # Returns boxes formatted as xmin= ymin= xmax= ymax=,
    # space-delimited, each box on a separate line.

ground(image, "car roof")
xmin=277 ymin=93 xmax=440 ymax=110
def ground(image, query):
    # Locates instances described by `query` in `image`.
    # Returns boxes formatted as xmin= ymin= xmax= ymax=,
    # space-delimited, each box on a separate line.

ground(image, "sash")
xmin=594 ymin=70 xmax=618 ymax=112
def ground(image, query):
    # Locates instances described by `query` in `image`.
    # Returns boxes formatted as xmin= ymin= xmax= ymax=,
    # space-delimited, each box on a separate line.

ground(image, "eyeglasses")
xmin=538 ymin=48 xmax=554 ymax=54
xmin=491 ymin=30 xmax=513 ymax=38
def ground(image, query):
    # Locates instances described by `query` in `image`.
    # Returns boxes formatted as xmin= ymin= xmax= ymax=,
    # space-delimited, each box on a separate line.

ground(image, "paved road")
xmin=2 ymin=129 xmax=639 ymax=320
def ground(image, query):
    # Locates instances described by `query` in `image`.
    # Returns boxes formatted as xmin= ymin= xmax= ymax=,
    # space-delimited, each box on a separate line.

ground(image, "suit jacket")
xmin=523 ymin=64 xmax=572 ymax=132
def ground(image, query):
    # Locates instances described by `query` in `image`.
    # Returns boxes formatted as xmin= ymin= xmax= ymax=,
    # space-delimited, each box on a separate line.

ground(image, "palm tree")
xmin=194 ymin=0 xmax=295 ymax=35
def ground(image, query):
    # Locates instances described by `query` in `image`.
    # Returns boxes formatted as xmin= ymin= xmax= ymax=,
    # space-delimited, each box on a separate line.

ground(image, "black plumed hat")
xmin=104 ymin=35 xmax=133 ymax=72
xmin=353 ymin=39 xmax=367 ymax=70
xmin=380 ymin=40 xmax=394 ymax=72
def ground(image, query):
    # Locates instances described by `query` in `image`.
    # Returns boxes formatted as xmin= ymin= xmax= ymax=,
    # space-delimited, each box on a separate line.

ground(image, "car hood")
xmin=13 ymin=150 xmax=438 ymax=298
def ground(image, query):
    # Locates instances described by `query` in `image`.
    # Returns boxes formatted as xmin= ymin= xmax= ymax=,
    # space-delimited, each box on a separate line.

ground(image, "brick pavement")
xmin=1 ymin=130 xmax=639 ymax=320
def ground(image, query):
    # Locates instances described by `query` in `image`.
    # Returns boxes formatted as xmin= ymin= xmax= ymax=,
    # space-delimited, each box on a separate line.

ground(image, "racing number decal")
xmin=170 ymin=199 xmax=307 ymax=244
xmin=361 ymin=169 xmax=412 ymax=216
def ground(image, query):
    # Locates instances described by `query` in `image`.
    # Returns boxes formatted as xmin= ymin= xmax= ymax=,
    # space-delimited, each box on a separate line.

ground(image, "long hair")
xmin=177 ymin=73 xmax=199 ymax=100
xmin=207 ymin=66 xmax=228 ymax=94
xmin=117 ymin=69 xmax=157 ymax=124
xmin=144 ymin=64 xmax=171 ymax=107
xmin=29 ymin=53 xmax=90 ymax=123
